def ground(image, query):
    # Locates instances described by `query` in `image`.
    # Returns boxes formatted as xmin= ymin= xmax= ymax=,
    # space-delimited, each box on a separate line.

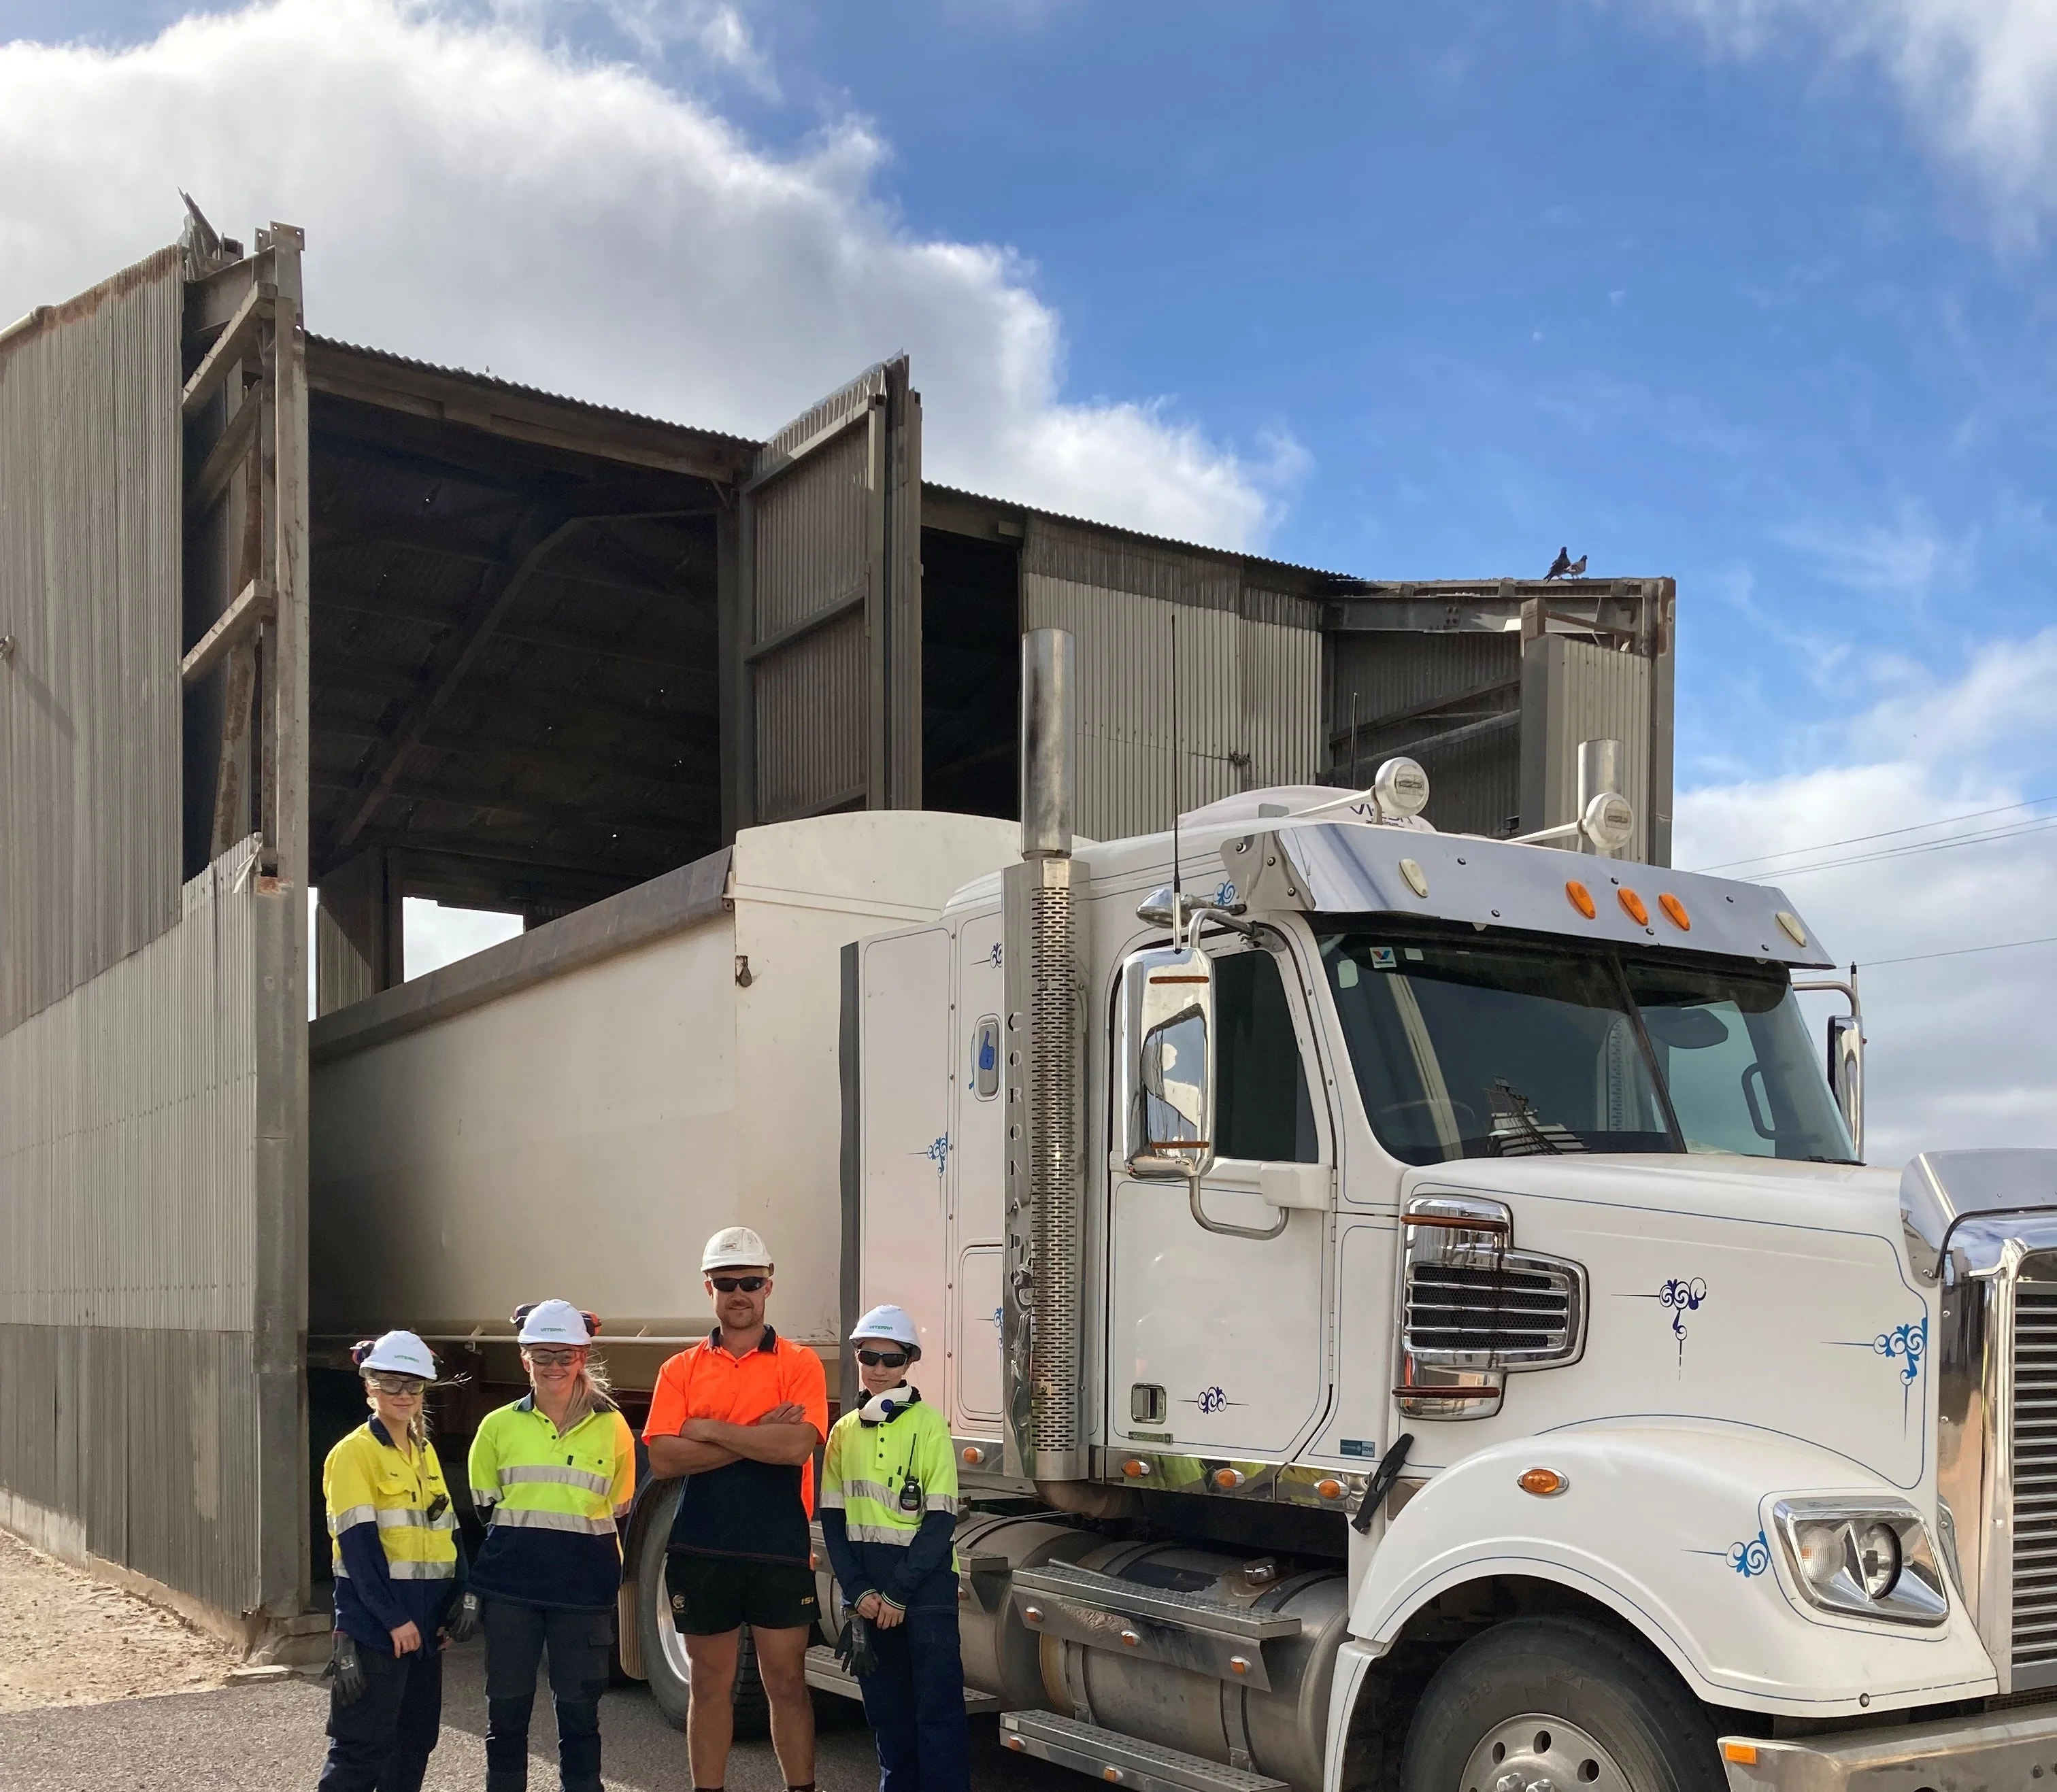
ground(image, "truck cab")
xmin=844 ymin=638 xmax=2057 ymax=1792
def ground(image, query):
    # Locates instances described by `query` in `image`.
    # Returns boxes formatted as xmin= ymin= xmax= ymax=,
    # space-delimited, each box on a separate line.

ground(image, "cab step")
xmin=803 ymin=1644 xmax=1001 ymax=1711
xmin=1009 ymin=1564 xmax=1303 ymax=1642
xmin=1009 ymin=1563 xmax=1301 ymax=1689
xmin=1000 ymin=1710 xmax=1289 ymax=1792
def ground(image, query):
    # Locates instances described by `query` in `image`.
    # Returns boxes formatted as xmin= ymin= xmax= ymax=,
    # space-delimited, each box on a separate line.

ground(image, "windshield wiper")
xmin=1486 ymin=1080 xmax=1585 ymax=1157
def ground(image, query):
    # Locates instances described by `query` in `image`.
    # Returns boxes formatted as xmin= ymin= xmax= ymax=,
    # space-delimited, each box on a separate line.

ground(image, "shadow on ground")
xmin=0 ymin=1638 xmax=1076 ymax=1792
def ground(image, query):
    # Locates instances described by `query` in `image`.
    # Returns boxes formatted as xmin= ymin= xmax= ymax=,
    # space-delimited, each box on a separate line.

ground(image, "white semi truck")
xmin=310 ymin=631 xmax=2057 ymax=1791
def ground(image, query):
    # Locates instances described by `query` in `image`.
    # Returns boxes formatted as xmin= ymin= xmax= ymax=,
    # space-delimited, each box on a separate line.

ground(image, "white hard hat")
xmin=850 ymin=1304 xmax=920 ymax=1350
xmin=356 ymin=1330 xmax=435 ymax=1379
xmin=703 ymin=1226 xmax=772 ymax=1272
xmin=516 ymin=1300 xmax=597 ymax=1346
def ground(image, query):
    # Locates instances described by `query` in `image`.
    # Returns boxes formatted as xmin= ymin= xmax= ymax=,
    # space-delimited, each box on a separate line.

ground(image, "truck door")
xmin=1108 ymin=937 xmax=1333 ymax=1461
xmin=731 ymin=358 xmax=921 ymax=828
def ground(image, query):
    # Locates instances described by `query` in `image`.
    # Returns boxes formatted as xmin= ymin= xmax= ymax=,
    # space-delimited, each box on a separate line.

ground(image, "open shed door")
xmin=733 ymin=358 xmax=921 ymax=826
xmin=0 ymin=217 xmax=309 ymax=1627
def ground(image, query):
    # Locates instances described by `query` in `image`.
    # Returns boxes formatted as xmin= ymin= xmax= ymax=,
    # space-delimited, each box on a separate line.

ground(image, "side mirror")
xmin=1120 ymin=944 xmax=1216 ymax=1181
xmin=1827 ymin=1013 xmax=1864 ymax=1160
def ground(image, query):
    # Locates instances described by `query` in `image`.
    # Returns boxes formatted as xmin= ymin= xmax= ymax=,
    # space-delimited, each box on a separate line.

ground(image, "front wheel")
xmin=1401 ymin=1615 xmax=1725 ymax=1792
xmin=631 ymin=1488 xmax=771 ymax=1738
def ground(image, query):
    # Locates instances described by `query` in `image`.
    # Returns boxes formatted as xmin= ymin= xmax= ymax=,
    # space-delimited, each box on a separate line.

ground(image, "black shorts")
xmin=666 ymin=1550 xmax=818 ymax=1636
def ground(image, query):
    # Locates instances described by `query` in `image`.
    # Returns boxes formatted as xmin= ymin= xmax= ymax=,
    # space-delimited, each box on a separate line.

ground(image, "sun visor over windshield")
xmin=1219 ymin=822 xmax=1835 ymax=970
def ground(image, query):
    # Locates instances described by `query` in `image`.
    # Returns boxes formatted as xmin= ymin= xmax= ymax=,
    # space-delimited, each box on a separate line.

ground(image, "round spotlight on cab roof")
xmin=1373 ymin=757 xmax=1430 ymax=820
xmin=1579 ymin=790 xmax=1636 ymax=853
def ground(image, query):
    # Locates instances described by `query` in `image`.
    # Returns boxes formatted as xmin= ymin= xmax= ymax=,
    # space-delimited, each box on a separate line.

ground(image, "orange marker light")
xmin=1005 ymin=1736 xmax=1026 ymax=1753
xmin=1618 ymin=888 xmax=1650 ymax=926
xmin=1720 ymin=1742 xmax=1759 ymax=1767
xmin=1658 ymin=892 xmax=1690 ymax=931
xmin=1565 ymin=880 xmax=1596 ymax=919
xmin=1518 ymin=1467 xmax=1569 ymax=1497
xmin=1316 ymin=1479 xmax=1344 ymax=1501
xmin=1212 ymin=1468 xmax=1245 ymax=1491
xmin=1122 ymin=1458 xmax=1152 ymax=1478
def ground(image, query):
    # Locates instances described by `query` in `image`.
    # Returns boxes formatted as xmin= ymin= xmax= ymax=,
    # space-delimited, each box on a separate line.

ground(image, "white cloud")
xmin=1676 ymin=628 xmax=2057 ymax=1166
xmin=0 ymin=0 xmax=1294 ymax=550
xmin=1654 ymin=0 xmax=2057 ymax=226
xmin=1775 ymin=503 xmax=1958 ymax=600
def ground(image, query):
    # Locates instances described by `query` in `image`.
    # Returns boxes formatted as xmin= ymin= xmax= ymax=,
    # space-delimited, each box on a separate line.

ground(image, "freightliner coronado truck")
xmin=308 ymin=629 xmax=2057 ymax=1792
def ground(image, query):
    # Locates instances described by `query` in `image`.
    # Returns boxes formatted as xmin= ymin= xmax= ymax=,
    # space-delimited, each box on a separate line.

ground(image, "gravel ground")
xmin=0 ymin=1639 xmax=1069 ymax=1792
xmin=0 ymin=1534 xmax=1070 ymax=1792
xmin=0 ymin=1532 xmax=240 ymax=1712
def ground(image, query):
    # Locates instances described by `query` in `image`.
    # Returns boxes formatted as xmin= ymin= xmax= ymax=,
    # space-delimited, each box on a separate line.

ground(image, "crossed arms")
xmin=646 ymin=1402 xmax=820 ymax=1478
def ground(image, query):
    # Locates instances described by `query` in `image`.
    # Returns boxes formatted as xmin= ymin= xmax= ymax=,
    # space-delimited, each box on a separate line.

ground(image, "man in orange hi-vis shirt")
xmin=644 ymin=1228 xmax=829 ymax=1792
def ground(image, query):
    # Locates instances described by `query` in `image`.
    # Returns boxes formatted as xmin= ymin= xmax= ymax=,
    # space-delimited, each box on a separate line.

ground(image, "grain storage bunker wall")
xmin=0 ymin=214 xmax=1677 ymax=1633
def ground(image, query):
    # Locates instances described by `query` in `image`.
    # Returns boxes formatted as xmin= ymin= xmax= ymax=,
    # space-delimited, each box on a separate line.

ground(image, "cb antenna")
xmin=1171 ymin=611 xmax=1184 ymax=946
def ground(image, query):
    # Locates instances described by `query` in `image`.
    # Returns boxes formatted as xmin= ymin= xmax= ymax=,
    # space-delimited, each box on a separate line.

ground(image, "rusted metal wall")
xmin=0 ymin=233 xmax=310 ymax=1625
xmin=1520 ymin=633 xmax=1655 ymax=864
xmin=0 ymin=247 xmax=185 ymax=1032
xmin=740 ymin=358 xmax=920 ymax=824
xmin=0 ymin=841 xmax=297 ymax=1615
xmin=1328 ymin=630 xmax=1524 ymax=841
xmin=1020 ymin=518 xmax=1321 ymax=840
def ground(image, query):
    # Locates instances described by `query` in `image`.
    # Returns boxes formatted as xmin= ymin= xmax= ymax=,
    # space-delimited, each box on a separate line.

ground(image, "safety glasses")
xmin=709 ymin=1275 xmax=768 ymax=1294
xmin=856 ymin=1348 xmax=909 ymax=1368
xmin=365 ymin=1374 xmax=426 ymax=1396
xmin=523 ymin=1349 xmax=582 ymax=1368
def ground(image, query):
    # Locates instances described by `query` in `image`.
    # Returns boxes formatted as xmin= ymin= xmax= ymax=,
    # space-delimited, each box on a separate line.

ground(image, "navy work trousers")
xmin=858 ymin=1607 xmax=970 ymax=1792
xmin=481 ymin=1597 xmax=612 ymax=1792
xmin=317 ymin=1640 xmax=443 ymax=1792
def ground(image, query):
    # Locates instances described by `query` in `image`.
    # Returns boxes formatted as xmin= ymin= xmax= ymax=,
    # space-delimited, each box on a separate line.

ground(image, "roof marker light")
xmin=1518 ymin=1467 xmax=1569 ymax=1497
xmin=1658 ymin=893 xmax=1690 ymax=931
xmin=1618 ymin=888 xmax=1650 ymax=926
xmin=1776 ymin=910 xmax=1808 ymax=947
xmin=1565 ymin=881 xmax=1596 ymax=919
xmin=1399 ymin=858 xmax=1428 ymax=899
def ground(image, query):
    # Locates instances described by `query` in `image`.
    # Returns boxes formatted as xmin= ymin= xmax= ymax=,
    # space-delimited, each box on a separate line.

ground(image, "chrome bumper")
xmin=1720 ymin=1704 xmax=2057 ymax=1791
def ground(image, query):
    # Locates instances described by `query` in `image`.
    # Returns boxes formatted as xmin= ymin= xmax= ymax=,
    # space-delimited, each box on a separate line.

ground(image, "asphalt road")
xmin=0 ymin=1640 xmax=1074 ymax=1792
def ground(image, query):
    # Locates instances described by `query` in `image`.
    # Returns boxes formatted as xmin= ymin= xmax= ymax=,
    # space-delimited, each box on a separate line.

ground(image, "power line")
xmin=1766 ymin=813 xmax=2057 ymax=879
xmin=1691 ymin=794 xmax=2057 ymax=875
xmin=1860 ymin=934 xmax=2057 ymax=970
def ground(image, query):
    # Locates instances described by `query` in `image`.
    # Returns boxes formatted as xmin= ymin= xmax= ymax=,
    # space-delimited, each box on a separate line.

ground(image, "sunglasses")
xmin=856 ymin=1349 xmax=909 ymax=1368
xmin=365 ymin=1374 xmax=426 ymax=1396
xmin=709 ymin=1275 xmax=768 ymax=1294
xmin=524 ymin=1349 xmax=583 ymax=1368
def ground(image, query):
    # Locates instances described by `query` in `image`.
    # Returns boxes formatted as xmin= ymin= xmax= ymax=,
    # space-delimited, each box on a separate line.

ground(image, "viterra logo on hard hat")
xmin=702 ymin=1226 xmax=771 ymax=1271
xmin=514 ymin=1299 xmax=598 ymax=1345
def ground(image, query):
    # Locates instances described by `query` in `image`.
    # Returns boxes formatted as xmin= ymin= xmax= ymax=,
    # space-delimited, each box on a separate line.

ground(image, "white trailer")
xmin=310 ymin=630 xmax=2057 ymax=1792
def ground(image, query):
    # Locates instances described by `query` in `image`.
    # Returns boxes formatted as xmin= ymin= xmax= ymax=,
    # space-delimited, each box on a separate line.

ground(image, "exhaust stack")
xmin=1002 ymin=629 xmax=1088 ymax=1482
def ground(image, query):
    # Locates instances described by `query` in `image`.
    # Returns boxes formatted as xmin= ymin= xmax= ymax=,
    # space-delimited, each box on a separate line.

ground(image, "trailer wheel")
xmin=632 ymin=1491 xmax=772 ymax=1738
xmin=1400 ymin=1615 xmax=1724 ymax=1792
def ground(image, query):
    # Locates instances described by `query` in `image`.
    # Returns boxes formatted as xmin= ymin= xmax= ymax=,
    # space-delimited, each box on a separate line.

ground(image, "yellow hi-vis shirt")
xmin=468 ymin=1395 xmax=635 ymax=1610
xmin=323 ymin=1419 xmax=460 ymax=1647
xmin=818 ymin=1391 xmax=960 ymax=1612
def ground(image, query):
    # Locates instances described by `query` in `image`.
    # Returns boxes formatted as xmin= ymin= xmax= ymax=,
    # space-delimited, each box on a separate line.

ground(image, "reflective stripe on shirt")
xmin=501 ymin=1463 xmax=612 ymax=1496
xmin=488 ymin=1507 xmax=618 ymax=1536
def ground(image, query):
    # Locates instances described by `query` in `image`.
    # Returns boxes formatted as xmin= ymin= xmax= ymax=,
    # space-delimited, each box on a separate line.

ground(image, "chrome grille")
xmin=2016 ymin=1285 xmax=2057 ymax=1677
xmin=1404 ymin=1260 xmax=1578 ymax=1361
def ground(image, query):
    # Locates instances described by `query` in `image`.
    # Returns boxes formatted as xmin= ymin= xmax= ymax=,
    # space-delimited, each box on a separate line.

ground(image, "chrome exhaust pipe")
xmin=1003 ymin=629 xmax=1087 ymax=1481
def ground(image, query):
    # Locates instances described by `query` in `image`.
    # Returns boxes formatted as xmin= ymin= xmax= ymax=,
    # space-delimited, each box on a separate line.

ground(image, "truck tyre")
xmin=1400 ymin=1615 xmax=1724 ymax=1792
xmin=632 ymin=1491 xmax=772 ymax=1738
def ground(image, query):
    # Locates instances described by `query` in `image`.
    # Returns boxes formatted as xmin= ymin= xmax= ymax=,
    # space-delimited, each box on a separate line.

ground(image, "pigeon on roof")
xmin=1545 ymin=547 xmax=1573 ymax=580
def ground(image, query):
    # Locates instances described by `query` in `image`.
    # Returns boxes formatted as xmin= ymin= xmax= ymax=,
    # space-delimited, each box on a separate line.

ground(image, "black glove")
xmin=325 ymin=1633 xmax=367 ymax=1707
xmin=835 ymin=1612 xmax=880 ymax=1680
xmin=445 ymin=1592 xmax=480 ymax=1644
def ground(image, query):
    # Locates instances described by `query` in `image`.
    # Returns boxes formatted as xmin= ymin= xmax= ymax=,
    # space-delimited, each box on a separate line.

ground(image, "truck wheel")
xmin=632 ymin=1498 xmax=772 ymax=1738
xmin=1401 ymin=1615 xmax=1724 ymax=1792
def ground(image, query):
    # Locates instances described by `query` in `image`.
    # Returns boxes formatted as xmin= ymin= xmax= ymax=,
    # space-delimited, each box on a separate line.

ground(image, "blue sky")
xmin=4 ymin=0 xmax=2054 ymax=1151
xmin=5 ymin=1 xmax=2049 ymax=783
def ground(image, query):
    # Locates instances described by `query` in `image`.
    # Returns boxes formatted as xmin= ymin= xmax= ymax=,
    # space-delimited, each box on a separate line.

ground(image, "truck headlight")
xmin=1773 ymin=1500 xmax=1947 ymax=1627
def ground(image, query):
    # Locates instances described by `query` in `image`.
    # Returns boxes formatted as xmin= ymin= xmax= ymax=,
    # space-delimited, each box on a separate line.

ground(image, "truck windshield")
xmin=1317 ymin=928 xmax=1856 ymax=1166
